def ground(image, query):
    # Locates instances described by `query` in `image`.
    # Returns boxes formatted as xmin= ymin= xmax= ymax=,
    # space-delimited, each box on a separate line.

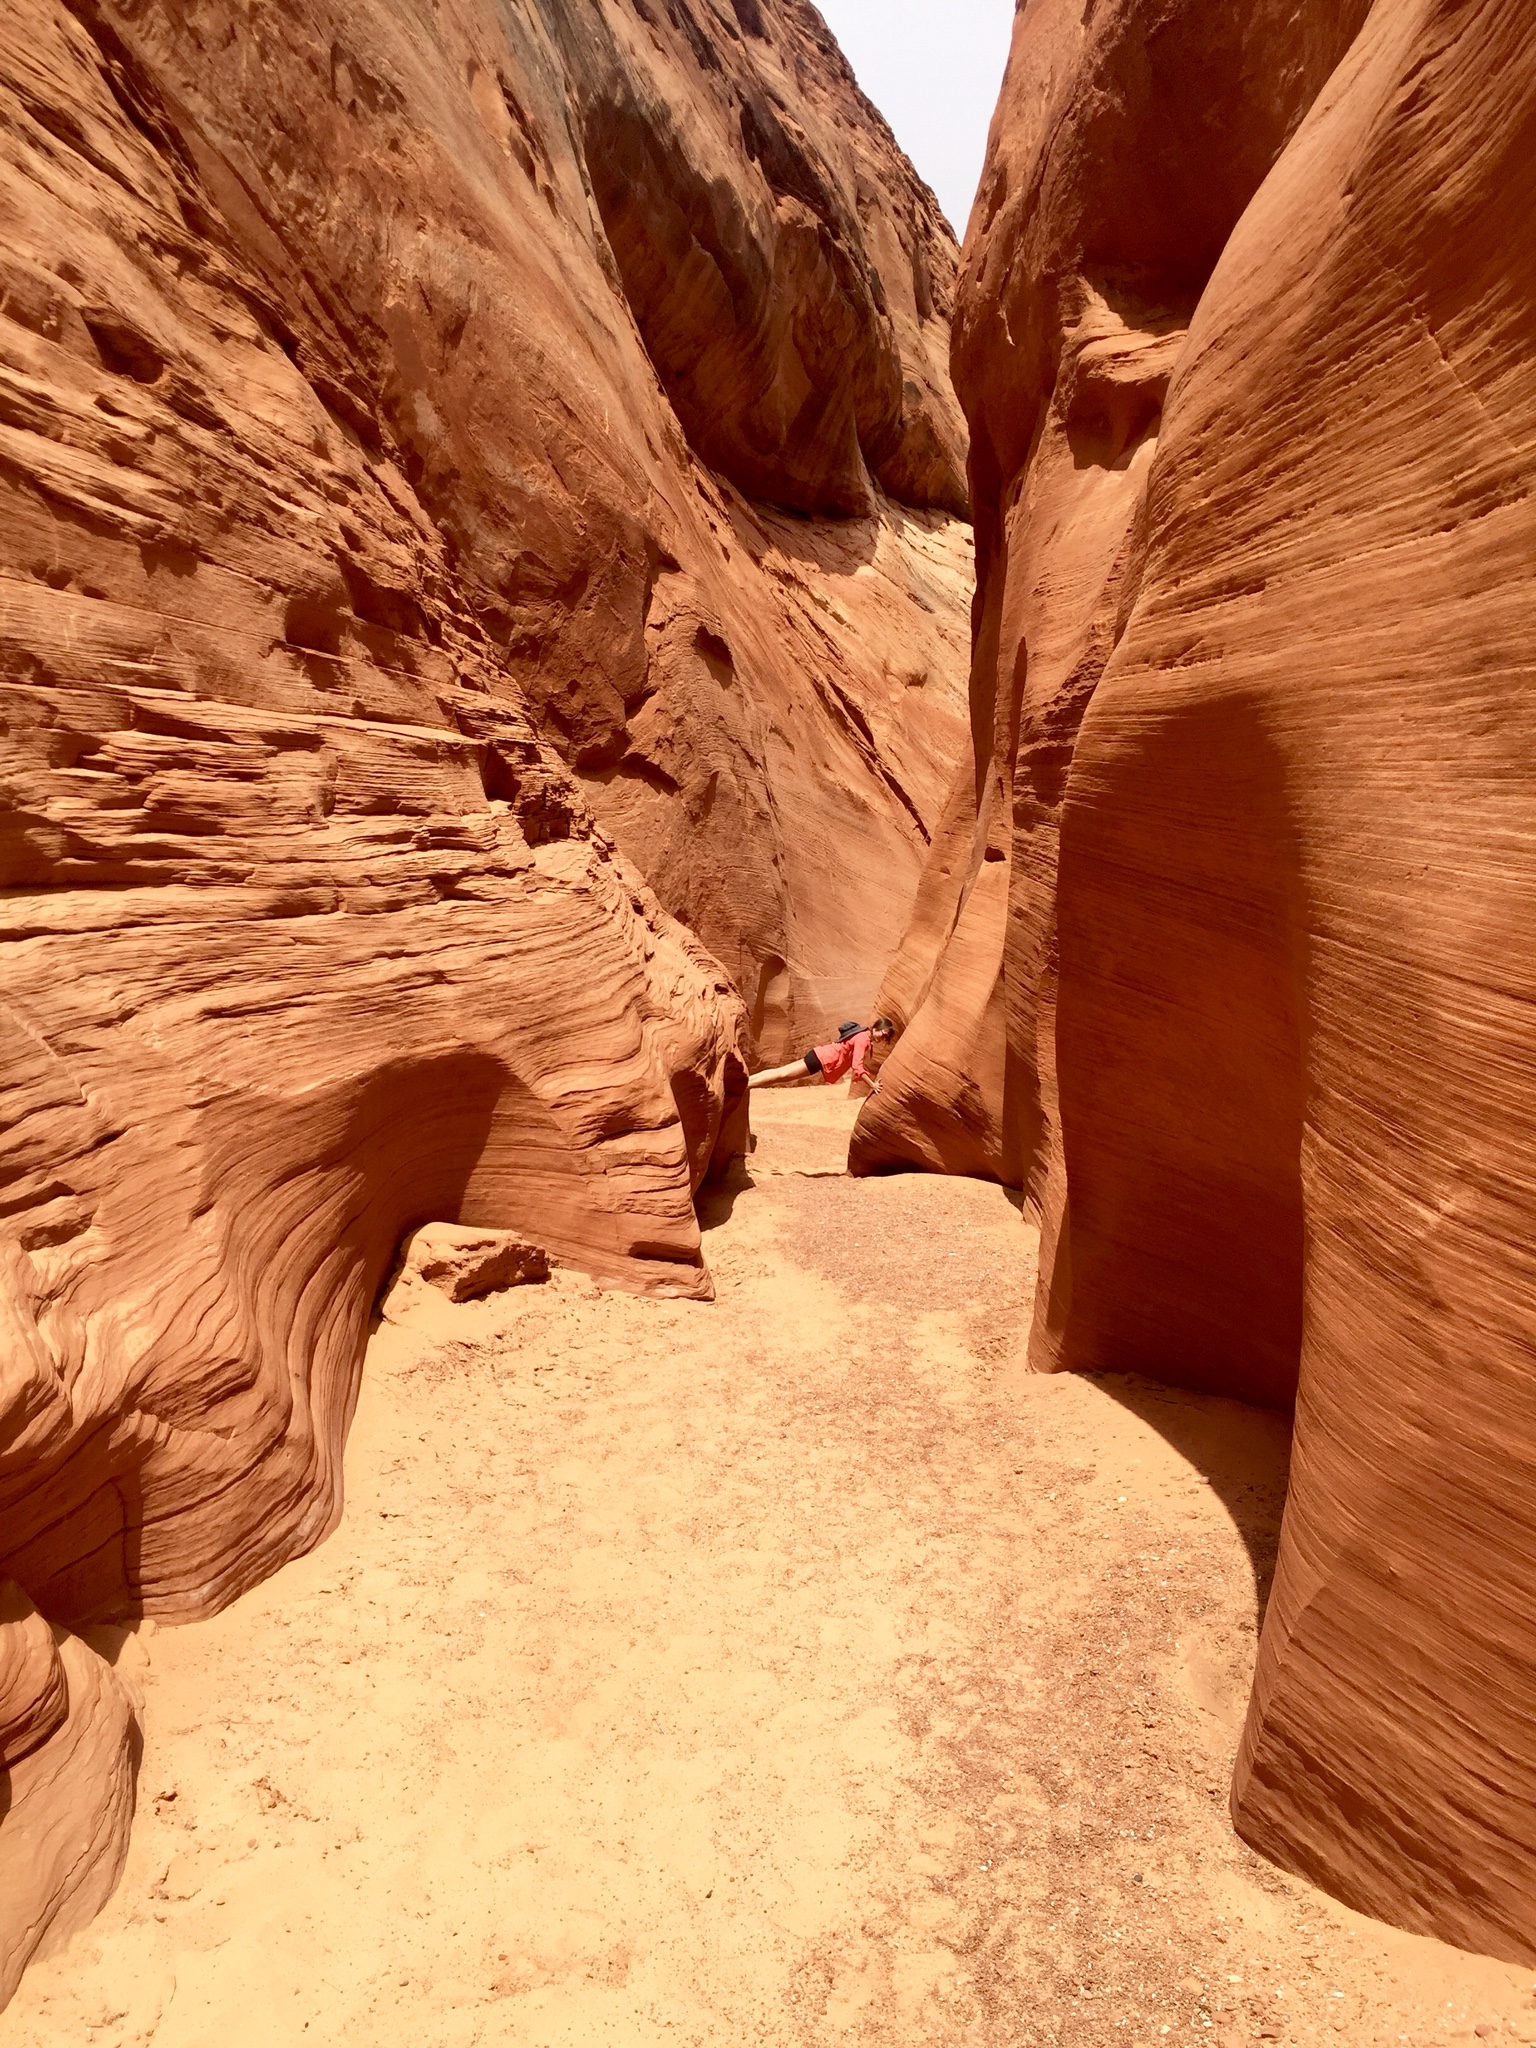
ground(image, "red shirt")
xmin=813 ymin=1029 xmax=876 ymax=1085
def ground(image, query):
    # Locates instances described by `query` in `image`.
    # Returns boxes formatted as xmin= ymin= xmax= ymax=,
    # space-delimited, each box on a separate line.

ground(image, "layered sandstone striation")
xmin=0 ymin=1615 xmax=140 ymax=2010
xmin=0 ymin=0 xmax=971 ymax=1996
xmin=556 ymin=1 xmax=975 ymax=1049
xmin=856 ymin=0 xmax=1536 ymax=1964
xmin=53 ymin=0 xmax=977 ymax=1064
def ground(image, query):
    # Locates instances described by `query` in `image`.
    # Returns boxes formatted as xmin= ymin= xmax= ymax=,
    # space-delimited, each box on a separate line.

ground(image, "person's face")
xmin=869 ymin=1031 xmax=895 ymax=1074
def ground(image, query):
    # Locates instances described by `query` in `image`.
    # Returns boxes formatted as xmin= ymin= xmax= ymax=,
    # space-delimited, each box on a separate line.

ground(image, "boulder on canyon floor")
xmin=379 ymin=1222 xmax=550 ymax=1321
xmin=855 ymin=0 xmax=1536 ymax=1967
xmin=0 ymin=0 xmax=974 ymax=1991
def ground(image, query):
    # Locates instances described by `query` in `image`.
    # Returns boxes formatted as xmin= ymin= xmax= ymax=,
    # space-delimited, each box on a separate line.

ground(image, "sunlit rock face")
xmin=0 ymin=0 xmax=973 ymax=1990
xmin=855 ymin=0 xmax=1536 ymax=1963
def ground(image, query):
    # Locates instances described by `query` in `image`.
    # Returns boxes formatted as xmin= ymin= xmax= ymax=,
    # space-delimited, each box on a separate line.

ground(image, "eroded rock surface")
xmin=17 ymin=0 xmax=974 ymax=1067
xmin=856 ymin=0 xmax=1536 ymax=1963
xmin=0 ymin=1630 xmax=140 ymax=2011
xmin=0 ymin=1582 xmax=68 ymax=1772
xmin=0 ymin=0 xmax=975 ymax=1991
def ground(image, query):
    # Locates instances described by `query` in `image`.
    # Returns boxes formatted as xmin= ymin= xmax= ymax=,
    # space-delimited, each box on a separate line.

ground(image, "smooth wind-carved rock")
xmin=855 ymin=0 xmax=1536 ymax=1963
xmin=0 ymin=0 xmax=976 ymax=1993
xmin=43 ymin=0 xmax=974 ymax=1066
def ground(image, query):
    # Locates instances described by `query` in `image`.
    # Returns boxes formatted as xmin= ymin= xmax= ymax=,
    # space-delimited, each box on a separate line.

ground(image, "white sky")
xmin=813 ymin=0 xmax=1016 ymax=236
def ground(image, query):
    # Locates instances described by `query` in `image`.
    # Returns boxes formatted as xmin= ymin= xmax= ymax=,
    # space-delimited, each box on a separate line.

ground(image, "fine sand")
xmin=9 ymin=1092 xmax=1533 ymax=2047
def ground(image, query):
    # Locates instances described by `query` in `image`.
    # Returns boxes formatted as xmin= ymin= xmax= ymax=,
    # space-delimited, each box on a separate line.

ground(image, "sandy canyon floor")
xmin=9 ymin=1093 xmax=1534 ymax=2048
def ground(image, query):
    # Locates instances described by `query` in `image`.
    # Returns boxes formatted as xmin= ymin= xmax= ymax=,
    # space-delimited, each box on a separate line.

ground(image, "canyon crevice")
xmin=4 ymin=0 xmax=1535 ymax=2013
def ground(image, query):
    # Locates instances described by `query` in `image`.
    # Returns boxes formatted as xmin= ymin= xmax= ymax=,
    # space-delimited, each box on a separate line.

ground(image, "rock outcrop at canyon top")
xmin=0 ymin=0 xmax=973 ymax=1999
xmin=854 ymin=0 xmax=1536 ymax=1965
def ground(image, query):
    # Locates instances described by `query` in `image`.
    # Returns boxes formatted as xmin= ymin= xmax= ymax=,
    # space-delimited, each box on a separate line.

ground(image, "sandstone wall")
xmin=58 ymin=0 xmax=974 ymax=1065
xmin=0 ymin=0 xmax=972 ymax=1996
xmin=555 ymin=0 xmax=975 ymax=1050
xmin=854 ymin=0 xmax=1536 ymax=1963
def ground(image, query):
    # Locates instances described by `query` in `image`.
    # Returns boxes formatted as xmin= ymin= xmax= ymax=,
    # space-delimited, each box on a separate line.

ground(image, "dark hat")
xmin=837 ymin=1020 xmax=863 ymax=1040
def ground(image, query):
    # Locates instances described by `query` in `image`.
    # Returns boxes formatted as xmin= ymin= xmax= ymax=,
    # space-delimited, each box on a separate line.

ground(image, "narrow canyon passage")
xmin=10 ymin=1098 xmax=1530 ymax=2048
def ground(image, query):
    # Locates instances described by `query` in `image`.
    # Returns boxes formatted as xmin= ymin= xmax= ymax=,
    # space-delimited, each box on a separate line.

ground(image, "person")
xmin=748 ymin=1017 xmax=897 ymax=1092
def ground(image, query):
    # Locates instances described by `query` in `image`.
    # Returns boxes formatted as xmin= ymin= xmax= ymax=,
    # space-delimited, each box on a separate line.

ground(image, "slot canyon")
xmin=0 ymin=0 xmax=1532 ymax=2043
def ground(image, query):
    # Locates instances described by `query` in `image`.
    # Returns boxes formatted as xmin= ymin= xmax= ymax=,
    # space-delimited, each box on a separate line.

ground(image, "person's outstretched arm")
xmin=749 ymin=1059 xmax=812 ymax=1090
xmin=849 ymin=1035 xmax=881 ymax=1092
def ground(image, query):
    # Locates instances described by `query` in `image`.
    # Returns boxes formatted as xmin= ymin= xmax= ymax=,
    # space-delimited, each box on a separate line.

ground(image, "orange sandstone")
xmin=857 ymin=0 xmax=1536 ymax=1964
xmin=0 ymin=0 xmax=972 ymax=1994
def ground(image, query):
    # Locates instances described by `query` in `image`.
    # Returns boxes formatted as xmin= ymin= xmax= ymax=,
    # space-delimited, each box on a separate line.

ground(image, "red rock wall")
xmin=554 ymin=1 xmax=976 ymax=1052
xmin=55 ymin=0 xmax=974 ymax=1066
xmin=0 ymin=0 xmax=973 ymax=1992
xmin=857 ymin=0 xmax=1536 ymax=1963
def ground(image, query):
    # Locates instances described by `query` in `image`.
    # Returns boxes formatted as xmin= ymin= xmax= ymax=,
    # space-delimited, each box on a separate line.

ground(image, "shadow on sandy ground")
xmin=1086 ymin=1371 xmax=1293 ymax=1625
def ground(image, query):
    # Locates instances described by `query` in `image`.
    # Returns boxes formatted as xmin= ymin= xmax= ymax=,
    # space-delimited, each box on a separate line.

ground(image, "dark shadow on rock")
xmin=728 ymin=496 xmax=882 ymax=576
xmin=1056 ymin=698 xmax=1308 ymax=1409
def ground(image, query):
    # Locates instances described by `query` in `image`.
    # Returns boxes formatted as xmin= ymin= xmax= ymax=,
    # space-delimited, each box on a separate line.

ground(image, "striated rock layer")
xmin=855 ymin=0 xmax=1536 ymax=1965
xmin=555 ymin=0 xmax=976 ymax=1050
xmin=0 ymin=0 xmax=972 ymax=1993
xmin=43 ymin=0 xmax=976 ymax=1066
